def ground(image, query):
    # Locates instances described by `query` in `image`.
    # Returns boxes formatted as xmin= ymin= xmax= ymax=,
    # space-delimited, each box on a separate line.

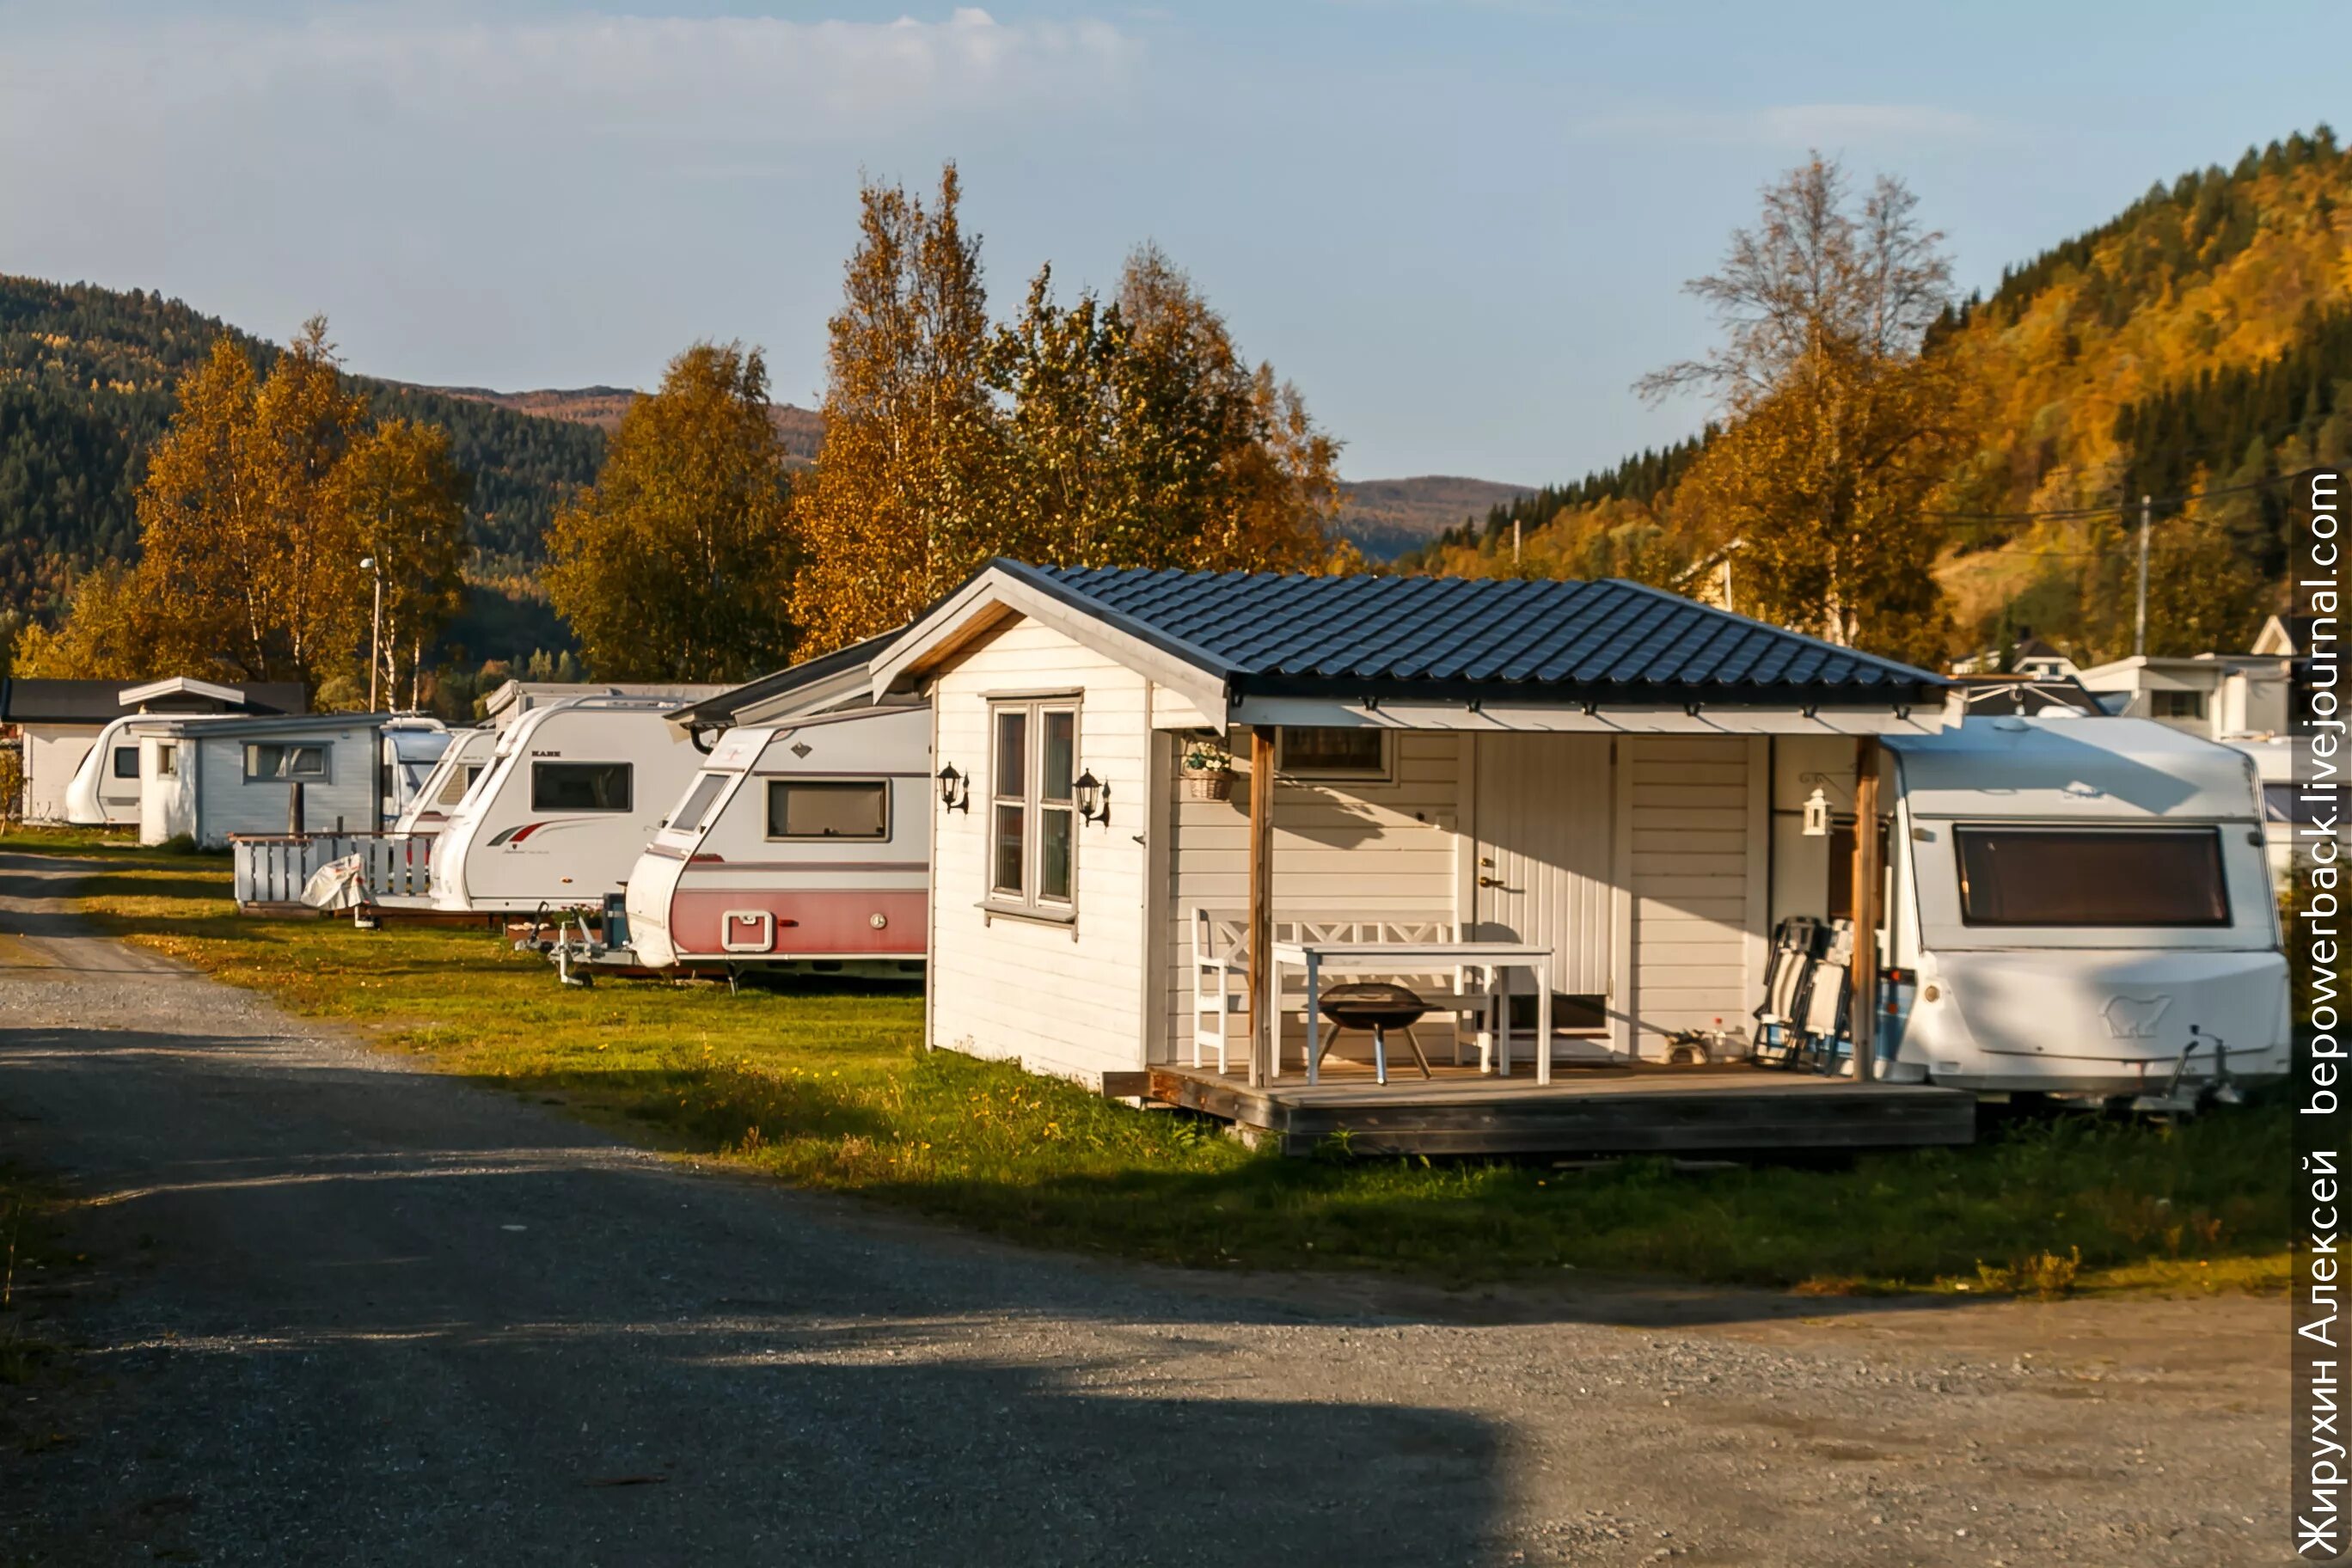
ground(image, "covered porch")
xmin=1146 ymin=713 xmax=1977 ymax=1155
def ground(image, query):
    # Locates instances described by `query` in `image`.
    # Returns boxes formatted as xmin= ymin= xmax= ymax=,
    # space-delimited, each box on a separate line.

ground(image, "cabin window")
xmin=987 ymin=699 xmax=1079 ymax=916
xmin=671 ymin=772 xmax=732 ymax=832
xmin=768 ymin=780 xmax=888 ymax=840
xmin=1955 ymin=826 xmax=2231 ymax=927
xmin=530 ymin=761 xmax=632 ymax=812
xmin=1278 ymin=726 xmax=1387 ymax=780
xmin=2148 ymin=689 xmax=2207 ymax=720
xmin=112 ymin=746 xmax=140 ymax=780
xmin=155 ymin=744 xmax=177 ymax=779
xmin=435 ymin=763 xmax=481 ymax=807
xmin=243 ymin=742 xmax=328 ymax=782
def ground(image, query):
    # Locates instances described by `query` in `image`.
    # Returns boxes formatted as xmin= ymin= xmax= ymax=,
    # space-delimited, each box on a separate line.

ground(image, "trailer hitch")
xmin=2135 ymin=1025 xmax=2240 ymax=1114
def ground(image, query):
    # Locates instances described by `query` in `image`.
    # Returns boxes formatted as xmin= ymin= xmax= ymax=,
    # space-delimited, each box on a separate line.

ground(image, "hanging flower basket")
xmin=1182 ymin=768 xmax=1238 ymax=801
xmin=1180 ymin=738 xmax=1237 ymax=801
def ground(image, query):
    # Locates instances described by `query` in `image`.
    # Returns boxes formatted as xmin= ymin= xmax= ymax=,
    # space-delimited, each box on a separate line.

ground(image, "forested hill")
xmin=0 ymin=277 xmax=606 ymax=619
xmin=1409 ymin=126 xmax=2352 ymax=664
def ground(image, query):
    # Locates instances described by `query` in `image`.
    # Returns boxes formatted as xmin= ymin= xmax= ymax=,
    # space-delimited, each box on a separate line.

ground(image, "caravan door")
xmin=1472 ymin=734 xmax=1615 ymax=1052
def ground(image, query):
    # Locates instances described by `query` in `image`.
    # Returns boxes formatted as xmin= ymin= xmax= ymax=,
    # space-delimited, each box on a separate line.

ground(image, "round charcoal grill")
xmin=1314 ymin=981 xmax=1435 ymax=1086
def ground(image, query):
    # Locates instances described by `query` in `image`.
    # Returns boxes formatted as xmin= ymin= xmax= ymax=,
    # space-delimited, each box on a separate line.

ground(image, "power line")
xmin=1913 ymin=472 xmax=2299 ymax=524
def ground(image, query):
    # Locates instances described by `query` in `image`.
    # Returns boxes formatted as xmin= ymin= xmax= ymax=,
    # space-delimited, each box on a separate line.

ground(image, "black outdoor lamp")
xmin=937 ymin=763 xmax=969 ymax=812
xmin=1075 ymin=769 xmax=1109 ymax=824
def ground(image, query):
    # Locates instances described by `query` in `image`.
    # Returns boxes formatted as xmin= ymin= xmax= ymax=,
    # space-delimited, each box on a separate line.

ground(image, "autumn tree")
xmin=545 ymin=341 xmax=798 ymax=681
xmin=792 ymin=165 xmax=999 ymax=652
xmin=334 ymin=419 xmax=472 ymax=707
xmin=1641 ymin=156 xmax=1960 ymax=660
xmin=14 ymin=320 xmax=472 ymax=701
xmin=981 ymin=248 xmax=1343 ymax=573
xmin=134 ymin=320 xmax=374 ymax=683
xmin=9 ymin=566 xmax=156 ymax=680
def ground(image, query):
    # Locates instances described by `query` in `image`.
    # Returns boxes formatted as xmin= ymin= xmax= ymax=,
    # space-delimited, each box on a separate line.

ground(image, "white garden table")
xmin=1265 ymin=939 xmax=1557 ymax=1086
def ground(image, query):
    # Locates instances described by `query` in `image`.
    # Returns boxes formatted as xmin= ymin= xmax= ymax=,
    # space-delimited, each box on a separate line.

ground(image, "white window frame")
xmin=155 ymin=743 xmax=178 ymax=779
xmin=243 ymin=741 xmax=330 ymax=783
xmin=985 ymin=696 xmax=1081 ymax=923
xmin=1276 ymin=726 xmax=1390 ymax=782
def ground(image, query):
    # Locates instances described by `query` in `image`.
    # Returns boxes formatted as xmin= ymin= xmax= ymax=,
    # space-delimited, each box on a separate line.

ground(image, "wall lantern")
xmin=1075 ymin=769 xmax=1110 ymax=825
xmin=937 ymin=763 xmax=970 ymax=812
xmin=1802 ymin=786 xmax=1831 ymax=838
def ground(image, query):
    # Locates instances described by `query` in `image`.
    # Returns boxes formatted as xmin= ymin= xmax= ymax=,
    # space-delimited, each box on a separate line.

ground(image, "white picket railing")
xmin=230 ymin=833 xmax=432 ymax=909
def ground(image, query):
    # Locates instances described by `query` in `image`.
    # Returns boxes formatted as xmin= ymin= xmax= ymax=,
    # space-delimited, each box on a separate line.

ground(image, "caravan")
xmin=621 ymin=703 xmax=930 ymax=976
xmin=390 ymin=726 xmax=499 ymax=837
xmin=424 ymin=697 xmax=707 ymax=912
xmin=1862 ymin=716 xmax=2289 ymax=1100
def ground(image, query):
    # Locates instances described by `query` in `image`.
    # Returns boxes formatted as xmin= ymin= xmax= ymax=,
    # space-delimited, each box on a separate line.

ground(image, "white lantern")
xmin=1803 ymin=786 xmax=1831 ymax=837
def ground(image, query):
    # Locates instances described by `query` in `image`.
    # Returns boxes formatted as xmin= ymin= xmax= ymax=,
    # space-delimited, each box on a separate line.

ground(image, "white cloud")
xmin=1 ymin=8 xmax=1141 ymax=150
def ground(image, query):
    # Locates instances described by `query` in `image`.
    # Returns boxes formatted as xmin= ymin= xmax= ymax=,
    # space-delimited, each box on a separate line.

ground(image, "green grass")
xmin=0 ymin=823 xmax=153 ymax=856
xmin=51 ymin=846 xmax=2294 ymax=1296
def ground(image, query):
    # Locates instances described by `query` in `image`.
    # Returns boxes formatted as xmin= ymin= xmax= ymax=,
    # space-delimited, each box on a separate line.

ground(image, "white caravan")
xmin=63 ymin=716 xmax=174 ymax=824
xmin=1871 ymin=716 xmax=2288 ymax=1099
xmin=424 ymin=697 xmax=707 ymax=912
xmin=390 ymin=726 xmax=500 ymax=837
xmin=622 ymin=703 xmax=930 ymax=976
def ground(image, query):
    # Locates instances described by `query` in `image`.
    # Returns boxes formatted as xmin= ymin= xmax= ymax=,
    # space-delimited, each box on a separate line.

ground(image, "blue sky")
xmin=0 ymin=1 xmax=2341 ymax=482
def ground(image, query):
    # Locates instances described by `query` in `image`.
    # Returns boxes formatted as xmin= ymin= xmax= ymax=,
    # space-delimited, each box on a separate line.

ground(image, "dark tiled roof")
xmin=1011 ymin=563 xmax=1946 ymax=704
xmin=0 ymin=677 xmax=307 ymax=724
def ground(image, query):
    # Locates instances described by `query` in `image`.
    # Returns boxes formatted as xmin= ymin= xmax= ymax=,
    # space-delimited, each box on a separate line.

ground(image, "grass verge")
xmin=51 ymin=843 xmax=2294 ymax=1297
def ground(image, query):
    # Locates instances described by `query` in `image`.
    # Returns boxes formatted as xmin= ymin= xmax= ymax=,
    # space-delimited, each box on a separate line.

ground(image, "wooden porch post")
xmin=1246 ymin=725 xmax=1276 ymax=1088
xmin=1848 ymin=736 xmax=1882 ymax=1083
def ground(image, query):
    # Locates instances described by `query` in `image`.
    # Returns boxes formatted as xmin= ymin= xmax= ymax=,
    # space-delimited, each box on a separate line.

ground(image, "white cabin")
xmin=860 ymin=562 xmax=1962 ymax=1089
xmin=137 ymin=712 xmax=444 ymax=848
xmin=32 ymin=677 xmax=307 ymax=825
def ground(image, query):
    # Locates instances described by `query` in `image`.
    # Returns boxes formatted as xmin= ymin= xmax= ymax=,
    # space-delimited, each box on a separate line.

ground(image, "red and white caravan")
xmin=622 ymin=702 xmax=930 ymax=977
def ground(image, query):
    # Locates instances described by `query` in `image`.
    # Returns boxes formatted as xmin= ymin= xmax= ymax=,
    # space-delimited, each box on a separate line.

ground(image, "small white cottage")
xmin=138 ymin=712 xmax=436 ymax=848
xmin=3 ymin=676 xmax=303 ymax=823
xmin=866 ymin=561 xmax=1951 ymax=1093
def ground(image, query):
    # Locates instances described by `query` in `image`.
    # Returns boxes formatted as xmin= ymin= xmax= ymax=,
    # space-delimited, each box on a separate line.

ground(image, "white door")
xmin=1473 ymin=734 xmax=1614 ymax=1006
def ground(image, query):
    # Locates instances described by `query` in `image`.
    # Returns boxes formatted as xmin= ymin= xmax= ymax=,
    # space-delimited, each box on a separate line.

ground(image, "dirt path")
xmin=0 ymin=853 xmax=2288 ymax=1565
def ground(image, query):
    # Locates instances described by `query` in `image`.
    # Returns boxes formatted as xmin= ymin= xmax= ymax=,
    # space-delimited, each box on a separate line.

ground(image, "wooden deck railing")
xmin=230 ymin=832 xmax=432 ymax=909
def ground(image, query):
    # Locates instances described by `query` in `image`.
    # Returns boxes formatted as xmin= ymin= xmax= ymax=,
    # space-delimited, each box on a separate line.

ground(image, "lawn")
xmin=30 ymin=833 xmax=2294 ymax=1297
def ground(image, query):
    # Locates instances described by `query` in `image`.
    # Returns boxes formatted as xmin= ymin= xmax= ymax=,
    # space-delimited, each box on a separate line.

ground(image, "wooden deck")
xmin=1146 ymin=1059 xmax=1976 ymax=1158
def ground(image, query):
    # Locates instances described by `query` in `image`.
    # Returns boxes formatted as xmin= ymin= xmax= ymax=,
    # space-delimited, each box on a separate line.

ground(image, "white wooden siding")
xmin=1626 ymin=736 xmax=1766 ymax=1057
xmin=20 ymin=723 xmax=96 ymax=822
xmin=927 ymin=617 xmax=1152 ymax=1083
xmin=172 ymin=729 xmax=380 ymax=848
xmin=1159 ymin=732 xmax=1462 ymax=1063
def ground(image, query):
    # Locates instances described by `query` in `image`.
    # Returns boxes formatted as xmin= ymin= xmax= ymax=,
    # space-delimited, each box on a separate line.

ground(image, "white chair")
xmin=1188 ymin=909 xmax=1498 ymax=1075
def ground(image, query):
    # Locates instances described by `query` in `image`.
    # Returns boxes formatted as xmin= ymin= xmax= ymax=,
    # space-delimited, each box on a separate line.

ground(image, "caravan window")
xmin=244 ymin=743 xmax=328 ymax=781
xmin=768 ymin=779 xmax=887 ymax=840
xmin=531 ymin=762 xmax=632 ymax=812
xmin=671 ymin=772 xmax=732 ymax=832
xmin=1955 ymin=826 xmax=2231 ymax=927
xmin=112 ymin=746 xmax=140 ymax=780
xmin=435 ymin=763 xmax=482 ymax=807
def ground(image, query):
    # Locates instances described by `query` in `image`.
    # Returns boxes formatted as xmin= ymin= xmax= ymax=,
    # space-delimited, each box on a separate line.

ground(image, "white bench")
xmin=1188 ymin=910 xmax=1498 ymax=1075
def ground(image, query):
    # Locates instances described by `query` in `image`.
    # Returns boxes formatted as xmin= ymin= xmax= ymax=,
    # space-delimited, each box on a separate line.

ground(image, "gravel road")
xmin=0 ymin=851 xmax=2290 ymax=1566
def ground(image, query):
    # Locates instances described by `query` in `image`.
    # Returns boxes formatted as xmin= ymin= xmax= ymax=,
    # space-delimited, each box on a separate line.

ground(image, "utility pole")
xmin=2133 ymin=494 xmax=2151 ymax=658
xmin=1512 ymin=517 xmax=1522 ymax=569
xmin=362 ymin=555 xmax=384 ymax=710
